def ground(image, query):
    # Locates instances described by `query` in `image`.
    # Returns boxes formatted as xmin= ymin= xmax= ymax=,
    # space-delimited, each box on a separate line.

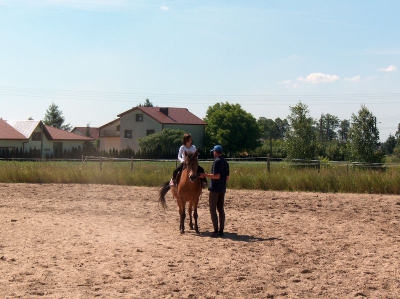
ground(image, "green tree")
xmin=285 ymin=102 xmax=317 ymax=160
xmin=318 ymin=113 xmax=340 ymax=141
xmin=382 ymin=134 xmax=396 ymax=155
xmin=275 ymin=117 xmax=289 ymax=139
xmin=395 ymin=123 xmax=400 ymax=139
xmin=348 ymin=105 xmax=384 ymax=163
xmin=338 ymin=119 xmax=350 ymax=141
xmin=258 ymin=117 xmax=282 ymax=157
xmin=393 ymin=139 xmax=400 ymax=162
xmin=258 ymin=117 xmax=280 ymax=140
xmin=82 ymin=124 xmax=95 ymax=155
xmin=138 ymin=128 xmax=184 ymax=156
xmin=43 ymin=102 xmax=72 ymax=130
xmin=137 ymin=98 xmax=154 ymax=107
xmin=204 ymin=102 xmax=261 ymax=155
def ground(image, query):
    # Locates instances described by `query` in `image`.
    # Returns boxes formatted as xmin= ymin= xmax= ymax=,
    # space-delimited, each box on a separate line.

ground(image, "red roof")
xmin=44 ymin=125 xmax=93 ymax=141
xmin=118 ymin=107 xmax=207 ymax=125
xmin=71 ymin=127 xmax=100 ymax=138
xmin=0 ymin=119 xmax=28 ymax=140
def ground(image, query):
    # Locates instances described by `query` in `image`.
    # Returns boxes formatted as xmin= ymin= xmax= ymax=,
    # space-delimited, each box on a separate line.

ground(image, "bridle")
xmin=184 ymin=152 xmax=199 ymax=183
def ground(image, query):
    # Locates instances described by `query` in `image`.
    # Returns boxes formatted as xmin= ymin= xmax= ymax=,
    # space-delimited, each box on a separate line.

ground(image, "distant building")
xmin=99 ymin=107 xmax=207 ymax=153
xmin=71 ymin=126 xmax=100 ymax=139
xmin=0 ymin=119 xmax=93 ymax=159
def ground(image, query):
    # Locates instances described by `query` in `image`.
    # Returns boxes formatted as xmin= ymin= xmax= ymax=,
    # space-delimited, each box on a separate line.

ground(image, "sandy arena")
xmin=1 ymin=183 xmax=399 ymax=298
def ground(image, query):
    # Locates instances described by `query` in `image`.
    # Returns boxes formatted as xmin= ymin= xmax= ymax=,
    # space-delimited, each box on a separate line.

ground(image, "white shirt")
xmin=178 ymin=145 xmax=196 ymax=163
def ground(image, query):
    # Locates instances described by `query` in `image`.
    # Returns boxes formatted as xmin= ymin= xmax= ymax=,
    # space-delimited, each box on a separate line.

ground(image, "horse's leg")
xmin=188 ymin=201 xmax=194 ymax=230
xmin=178 ymin=199 xmax=186 ymax=234
xmin=194 ymin=200 xmax=199 ymax=234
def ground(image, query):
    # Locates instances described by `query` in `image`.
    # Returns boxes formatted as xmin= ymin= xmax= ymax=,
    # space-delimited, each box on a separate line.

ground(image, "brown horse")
xmin=159 ymin=150 xmax=203 ymax=234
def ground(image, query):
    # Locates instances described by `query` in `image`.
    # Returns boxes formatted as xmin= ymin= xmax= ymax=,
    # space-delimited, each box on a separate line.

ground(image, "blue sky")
xmin=1 ymin=0 xmax=399 ymax=141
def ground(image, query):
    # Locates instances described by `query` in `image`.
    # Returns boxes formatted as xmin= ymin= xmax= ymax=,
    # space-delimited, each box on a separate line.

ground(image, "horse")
xmin=159 ymin=150 xmax=203 ymax=234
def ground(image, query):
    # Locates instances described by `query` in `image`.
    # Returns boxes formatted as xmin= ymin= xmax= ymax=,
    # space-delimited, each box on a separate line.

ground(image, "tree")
xmin=338 ymin=119 xmax=350 ymax=141
xmin=395 ymin=123 xmax=400 ymax=139
xmin=138 ymin=128 xmax=184 ymax=156
xmin=258 ymin=117 xmax=281 ymax=156
xmin=43 ymin=102 xmax=72 ymax=130
xmin=274 ymin=117 xmax=289 ymax=139
xmin=204 ymin=102 xmax=261 ymax=155
xmin=82 ymin=124 xmax=95 ymax=155
xmin=348 ymin=105 xmax=384 ymax=163
xmin=137 ymin=98 xmax=153 ymax=107
xmin=258 ymin=117 xmax=280 ymax=140
xmin=382 ymin=134 xmax=396 ymax=155
xmin=285 ymin=102 xmax=317 ymax=160
xmin=318 ymin=113 xmax=339 ymax=141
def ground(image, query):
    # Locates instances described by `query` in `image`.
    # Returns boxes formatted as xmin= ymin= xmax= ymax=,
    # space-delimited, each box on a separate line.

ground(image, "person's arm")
xmin=201 ymin=173 xmax=220 ymax=179
xmin=177 ymin=146 xmax=185 ymax=163
xmin=200 ymin=159 xmax=221 ymax=179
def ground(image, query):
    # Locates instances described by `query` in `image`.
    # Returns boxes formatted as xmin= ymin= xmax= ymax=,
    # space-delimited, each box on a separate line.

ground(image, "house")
xmin=0 ymin=119 xmax=29 ymax=154
xmin=71 ymin=126 xmax=100 ymax=139
xmin=99 ymin=107 xmax=207 ymax=153
xmin=0 ymin=119 xmax=93 ymax=159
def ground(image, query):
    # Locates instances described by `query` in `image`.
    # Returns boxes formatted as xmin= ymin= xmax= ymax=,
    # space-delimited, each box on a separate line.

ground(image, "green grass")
xmin=0 ymin=160 xmax=399 ymax=194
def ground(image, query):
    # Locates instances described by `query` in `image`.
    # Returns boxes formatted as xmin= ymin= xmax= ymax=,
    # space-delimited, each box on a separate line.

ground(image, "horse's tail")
xmin=158 ymin=181 xmax=170 ymax=209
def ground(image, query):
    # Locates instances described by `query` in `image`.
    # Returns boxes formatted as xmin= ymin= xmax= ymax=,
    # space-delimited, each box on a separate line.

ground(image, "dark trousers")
xmin=209 ymin=191 xmax=225 ymax=232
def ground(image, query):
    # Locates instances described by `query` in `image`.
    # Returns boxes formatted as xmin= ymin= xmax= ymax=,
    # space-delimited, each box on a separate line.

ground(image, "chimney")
xmin=160 ymin=107 xmax=168 ymax=116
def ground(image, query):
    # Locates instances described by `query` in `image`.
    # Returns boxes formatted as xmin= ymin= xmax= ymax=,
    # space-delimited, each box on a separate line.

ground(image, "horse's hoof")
xmin=180 ymin=230 xmax=185 ymax=234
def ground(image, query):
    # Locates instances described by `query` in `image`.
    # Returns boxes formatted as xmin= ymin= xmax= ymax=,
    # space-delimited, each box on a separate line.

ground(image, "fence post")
xmin=100 ymin=156 xmax=102 ymax=171
xmin=130 ymin=157 xmax=134 ymax=172
xmin=267 ymin=154 xmax=270 ymax=173
xmin=317 ymin=160 xmax=320 ymax=173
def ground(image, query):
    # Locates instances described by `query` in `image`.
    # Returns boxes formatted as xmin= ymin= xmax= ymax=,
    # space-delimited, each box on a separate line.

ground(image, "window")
xmin=124 ymin=130 xmax=132 ymax=138
xmin=146 ymin=130 xmax=155 ymax=136
xmin=116 ymin=125 xmax=120 ymax=131
xmin=32 ymin=132 xmax=42 ymax=141
xmin=136 ymin=114 xmax=143 ymax=121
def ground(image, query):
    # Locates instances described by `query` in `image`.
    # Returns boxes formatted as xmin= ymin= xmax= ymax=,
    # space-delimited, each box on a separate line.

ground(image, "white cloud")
xmin=277 ymin=80 xmax=299 ymax=88
xmin=377 ymin=65 xmax=397 ymax=72
xmin=344 ymin=75 xmax=361 ymax=82
xmin=296 ymin=72 xmax=340 ymax=84
xmin=365 ymin=75 xmax=378 ymax=81
xmin=160 ymin=5 xmax=169 ymax=11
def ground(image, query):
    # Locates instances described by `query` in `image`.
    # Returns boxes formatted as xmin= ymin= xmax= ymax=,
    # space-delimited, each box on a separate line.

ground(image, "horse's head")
xmin=184 ymin=150 xmax=199 ymax=182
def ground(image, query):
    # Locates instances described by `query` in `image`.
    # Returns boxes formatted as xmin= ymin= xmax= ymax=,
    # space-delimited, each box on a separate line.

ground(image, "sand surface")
xmin=1 ymin=183 xmax=400 ymax=298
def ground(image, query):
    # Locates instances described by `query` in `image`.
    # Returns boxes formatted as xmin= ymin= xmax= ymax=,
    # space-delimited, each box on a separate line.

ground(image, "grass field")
xmin=0 ymin=160 xmax=399 ymax=194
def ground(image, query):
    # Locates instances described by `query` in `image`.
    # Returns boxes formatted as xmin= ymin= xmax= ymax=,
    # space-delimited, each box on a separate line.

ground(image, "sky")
xmin=1 ymin=0 xmax=399 ymax=141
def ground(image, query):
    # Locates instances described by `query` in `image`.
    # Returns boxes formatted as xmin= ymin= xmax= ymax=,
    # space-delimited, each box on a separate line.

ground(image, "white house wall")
xmin=0 ymin=140 xmax=25 ymax=148
xmin=41 ymin=138 xmax=85 ymax=157
xmin=99 ymin=120 xmax=121 ymax=151
xmin=99 ymin=137 xmax=120 ymax=152
xmin=120 ymin=112 xmax=162 ymax=153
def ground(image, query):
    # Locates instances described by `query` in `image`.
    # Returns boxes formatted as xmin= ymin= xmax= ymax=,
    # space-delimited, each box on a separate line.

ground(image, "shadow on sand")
xmin=199 ymin=231 xmax=282 ymax=242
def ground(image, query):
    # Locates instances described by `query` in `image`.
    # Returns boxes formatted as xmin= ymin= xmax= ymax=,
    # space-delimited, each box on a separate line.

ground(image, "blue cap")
xmin=210 ymin=145 xmax=223 ymax=153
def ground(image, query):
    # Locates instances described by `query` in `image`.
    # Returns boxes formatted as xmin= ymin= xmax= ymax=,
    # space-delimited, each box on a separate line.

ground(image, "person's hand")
xmin=199 ymin=173 xmax=206 ymax=178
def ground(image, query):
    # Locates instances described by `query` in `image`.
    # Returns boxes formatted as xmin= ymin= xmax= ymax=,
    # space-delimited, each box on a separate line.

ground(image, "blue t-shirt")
xmin=210 ymin=156 xmax=229 ymax=193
